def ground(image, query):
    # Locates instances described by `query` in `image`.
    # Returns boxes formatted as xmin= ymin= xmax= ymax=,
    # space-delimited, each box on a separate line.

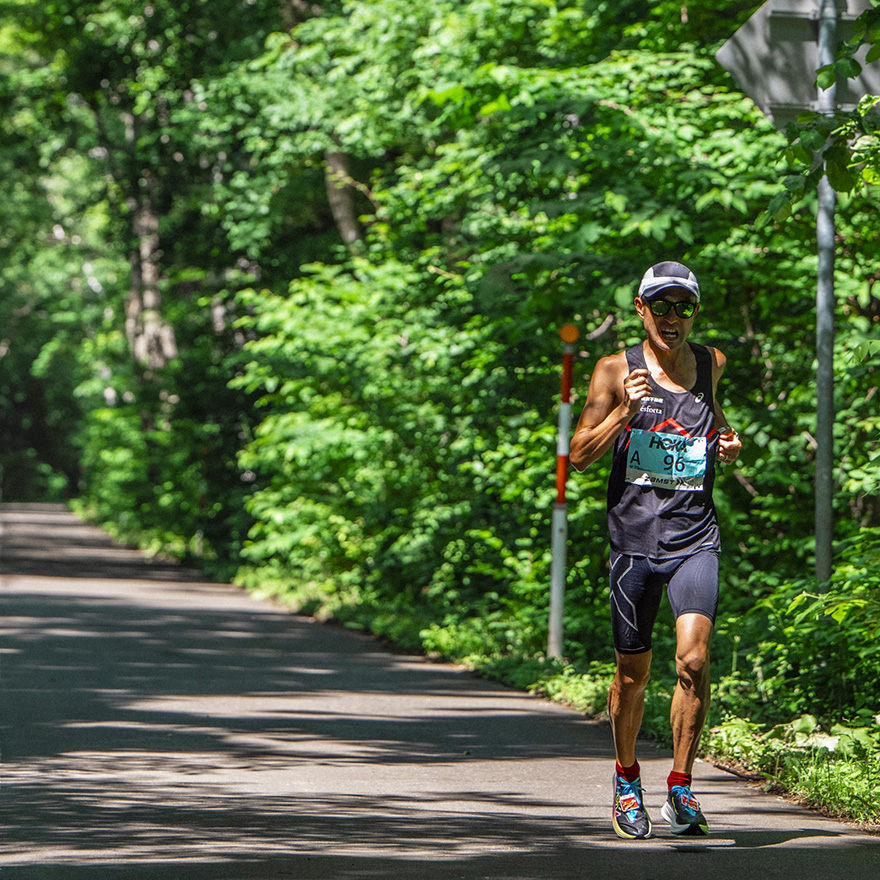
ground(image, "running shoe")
xmin=661 ymin=785 xmax=710 ymax=835
xmin=612 ymin=772 xmax=653 ymax=839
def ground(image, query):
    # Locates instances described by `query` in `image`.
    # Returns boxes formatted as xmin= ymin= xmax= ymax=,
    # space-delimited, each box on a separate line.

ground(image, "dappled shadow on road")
xmin=0 ymin=588 xmax=602 ymax=767
xmin=1 ymin=509 xmax=604 ymax=770
xmin=1 ymin=505 xmax=879 ymax=878
xmin=2 ymin=761 xmax=876 ymax=880
xmin=0 ymin=504 xmax=200 ymax=581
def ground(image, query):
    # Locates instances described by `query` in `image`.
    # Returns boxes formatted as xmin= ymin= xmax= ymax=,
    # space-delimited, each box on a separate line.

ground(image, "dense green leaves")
xmin=213 ymin=1 xmax=880 ymax=678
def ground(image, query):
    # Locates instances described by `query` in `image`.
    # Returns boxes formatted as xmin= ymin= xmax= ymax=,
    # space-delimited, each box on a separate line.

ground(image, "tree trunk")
xmin=125 ymin=177 xmax=178 ymax=370
xmin=281 ymin=0 xmax=323 ymax=30
xmin=324 ymin=150 xmax=364 ymax=251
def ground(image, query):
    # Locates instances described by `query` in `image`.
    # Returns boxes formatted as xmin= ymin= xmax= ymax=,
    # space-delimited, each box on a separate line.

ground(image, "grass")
xmin=704 ymin=714 xmax=880 ymax=831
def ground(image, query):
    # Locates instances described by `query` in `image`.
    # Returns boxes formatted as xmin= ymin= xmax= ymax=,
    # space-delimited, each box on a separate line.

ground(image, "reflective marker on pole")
xmin=548 ymin=323 xmax=579 ymax=659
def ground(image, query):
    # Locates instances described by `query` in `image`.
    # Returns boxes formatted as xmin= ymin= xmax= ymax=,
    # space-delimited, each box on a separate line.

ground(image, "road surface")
xmin=1 ymin=503 xmax=878 ymax=878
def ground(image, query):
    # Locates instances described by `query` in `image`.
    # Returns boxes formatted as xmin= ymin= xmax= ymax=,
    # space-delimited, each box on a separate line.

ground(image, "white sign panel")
xmin=716 ymin=0 xmax=880 ymax=128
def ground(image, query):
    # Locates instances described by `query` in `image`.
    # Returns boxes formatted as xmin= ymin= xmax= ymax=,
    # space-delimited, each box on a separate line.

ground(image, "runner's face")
xmin=635 ymin=288 xmax=699 ymax=352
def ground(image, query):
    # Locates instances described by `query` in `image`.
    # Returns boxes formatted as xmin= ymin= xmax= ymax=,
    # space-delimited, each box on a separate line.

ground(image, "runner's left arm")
xmin=710 ymin=347 xmax=742 ymax=464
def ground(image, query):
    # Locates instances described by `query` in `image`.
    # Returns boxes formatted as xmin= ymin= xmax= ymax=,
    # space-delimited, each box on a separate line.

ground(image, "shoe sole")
xmin=661 ymin=800 xmax=709 ymax=836
xmin=612 ymin=814 xmax=653 ymax=840
xmin=612 ymin=772 xmax=653 ymax=839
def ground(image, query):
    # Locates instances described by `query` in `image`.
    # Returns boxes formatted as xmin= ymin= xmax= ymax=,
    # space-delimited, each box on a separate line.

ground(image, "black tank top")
xmin=607 ymin=342 xmax=721 ymax=558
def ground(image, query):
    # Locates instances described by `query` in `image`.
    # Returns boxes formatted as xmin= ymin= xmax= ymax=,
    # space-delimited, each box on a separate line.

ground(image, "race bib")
xmin=625 ymin=429 xmax=707 ymax=491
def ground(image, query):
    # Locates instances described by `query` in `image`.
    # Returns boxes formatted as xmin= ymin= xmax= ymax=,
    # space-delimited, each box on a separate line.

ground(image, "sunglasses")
xmin=646 ymin=299 xmax=697 ymax=319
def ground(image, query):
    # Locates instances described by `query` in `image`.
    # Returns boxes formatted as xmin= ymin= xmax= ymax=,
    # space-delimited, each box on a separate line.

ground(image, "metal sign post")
xmin=815 ymin=0 xmax=838 ymax=584
xmin=716 ymin=0 xmax=879 ymax=582
xmin=548 ymin=324 xmax=578 ymax=659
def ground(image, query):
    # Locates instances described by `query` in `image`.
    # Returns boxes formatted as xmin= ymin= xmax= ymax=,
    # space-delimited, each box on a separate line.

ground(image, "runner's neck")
xmin=642 ymin=340 xmax=696 ymax=393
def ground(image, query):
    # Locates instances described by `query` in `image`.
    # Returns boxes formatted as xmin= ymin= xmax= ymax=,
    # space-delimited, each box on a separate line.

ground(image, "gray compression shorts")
xmin=609 ymin=550 xmax=719 ymax=655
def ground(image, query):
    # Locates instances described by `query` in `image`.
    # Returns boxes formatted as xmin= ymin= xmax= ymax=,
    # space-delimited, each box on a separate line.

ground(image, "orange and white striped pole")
xmin=548 ymin=324 xmax=579 ymax=659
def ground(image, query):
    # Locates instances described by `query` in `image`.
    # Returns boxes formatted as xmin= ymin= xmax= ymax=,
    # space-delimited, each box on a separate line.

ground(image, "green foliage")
xmin=707 ymin=713 xmax=880 ymax=827
xmin=231 ymin=258 xmax=565 ymax=657
xmin=711 ymin=529 xmax=880 ymax=727
xmin=221 ymin=1 xmax=803 ymax=671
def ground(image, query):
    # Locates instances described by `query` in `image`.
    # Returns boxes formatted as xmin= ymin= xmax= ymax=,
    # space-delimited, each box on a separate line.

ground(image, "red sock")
xmin=616 ymin=760 xmax=641 ymax=782
xmin=667 ymin=771 xmax=691 ymax=790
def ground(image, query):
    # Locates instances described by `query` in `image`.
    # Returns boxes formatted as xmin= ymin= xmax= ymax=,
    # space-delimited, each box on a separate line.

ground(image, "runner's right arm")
xmin=570 ymin=354 xmax=651 ymax=472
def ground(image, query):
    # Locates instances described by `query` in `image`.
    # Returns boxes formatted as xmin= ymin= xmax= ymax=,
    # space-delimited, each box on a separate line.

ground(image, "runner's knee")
xmin=675 ymin=645 xmax=709 ymax=688
xmin=616 ymin=653 xmax=652 ymax=691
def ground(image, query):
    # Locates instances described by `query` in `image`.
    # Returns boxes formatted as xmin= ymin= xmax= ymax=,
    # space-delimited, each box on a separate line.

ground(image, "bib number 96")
xmin=626 ymin=429 xmax=707 ymax=491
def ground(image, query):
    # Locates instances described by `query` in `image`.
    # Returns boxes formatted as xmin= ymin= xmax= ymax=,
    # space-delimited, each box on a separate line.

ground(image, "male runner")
xmin=570 ymin=261 xmax=741 ymax=839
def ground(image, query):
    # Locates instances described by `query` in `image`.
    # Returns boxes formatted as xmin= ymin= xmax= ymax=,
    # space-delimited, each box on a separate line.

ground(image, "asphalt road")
xmin=1 ymin=503 xmax=879 ymax=879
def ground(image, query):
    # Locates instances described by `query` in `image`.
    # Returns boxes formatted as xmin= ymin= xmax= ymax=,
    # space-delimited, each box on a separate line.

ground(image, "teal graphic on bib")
xmin=625 ymin=429 xmax=707 ymax=491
